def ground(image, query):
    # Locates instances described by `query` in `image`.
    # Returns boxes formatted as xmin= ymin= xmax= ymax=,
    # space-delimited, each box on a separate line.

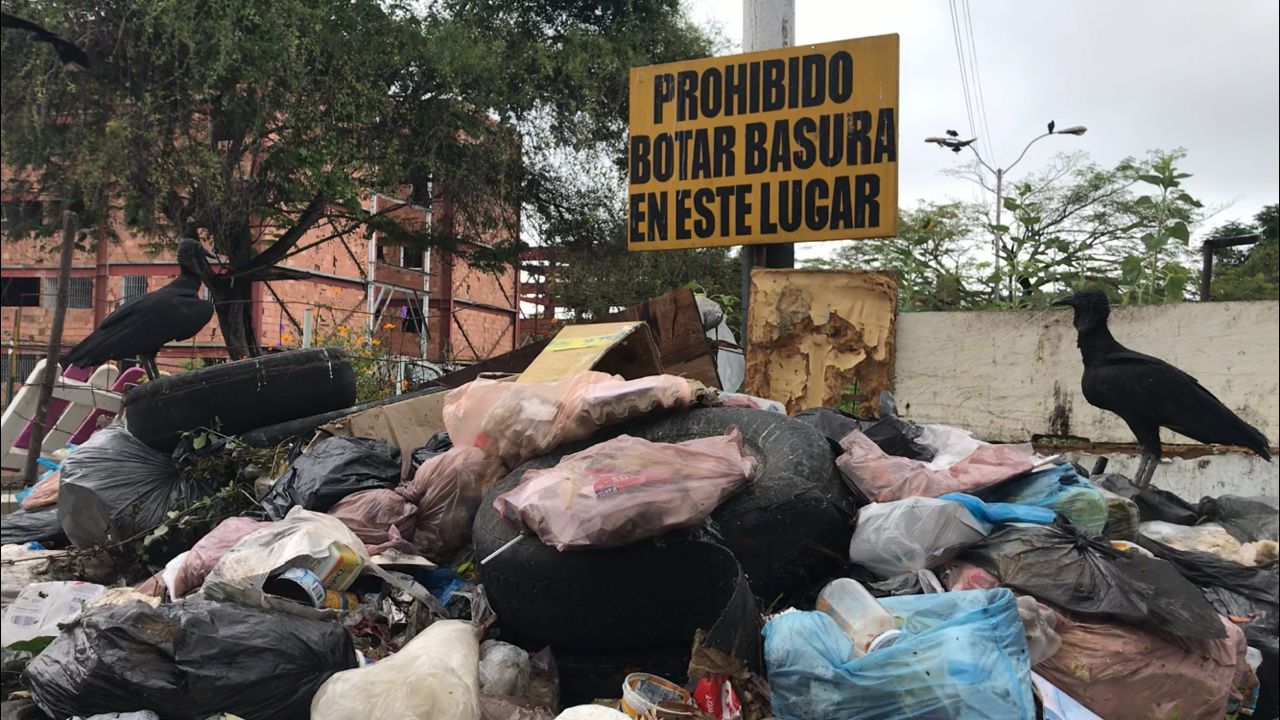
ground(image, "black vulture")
xmin=1 ymin=12 xmax=90 ymax=69
xmin=1054 ymin=288 xmax=1271 ymax=487
xmin=66 ymin=239 xmax=216 ymax=379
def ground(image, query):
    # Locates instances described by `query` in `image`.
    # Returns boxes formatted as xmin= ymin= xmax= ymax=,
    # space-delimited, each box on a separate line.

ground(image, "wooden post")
xmin=22 ymin=211 xmax=78 ymax=486
xmin=5 ymin=307 xmax=20 ymax=406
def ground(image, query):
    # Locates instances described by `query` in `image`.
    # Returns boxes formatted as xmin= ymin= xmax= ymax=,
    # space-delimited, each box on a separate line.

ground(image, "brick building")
xmin=1 ymin=192 xmax=521 ymax=399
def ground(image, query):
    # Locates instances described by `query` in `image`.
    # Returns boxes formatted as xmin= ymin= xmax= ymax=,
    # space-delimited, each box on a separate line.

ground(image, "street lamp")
xmin=926 ymin=122 xmax=1088 ymax=299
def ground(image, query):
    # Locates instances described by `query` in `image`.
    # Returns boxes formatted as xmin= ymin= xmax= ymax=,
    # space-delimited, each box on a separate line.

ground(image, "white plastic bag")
xmin=311 ymin=619 xmax=481 ymax=720
xmin=1017 ymin=595 xmax=1062 ymax=665
xmin=848 ymin=497 xmax=988 ymax=582
xmin=1 ymin=580 xmax=105 ymax=645
xmin=479 ymin=639 xmax=531 ymax=697
xmin=202 ymin=508 xmax=367 ymax=618
xmin=1140 ymin=521 xmax=1278 ymax=566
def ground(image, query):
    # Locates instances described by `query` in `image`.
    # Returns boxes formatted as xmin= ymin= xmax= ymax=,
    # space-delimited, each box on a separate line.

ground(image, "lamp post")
xmin=926 ymin=123 xmax=1087 ymax=300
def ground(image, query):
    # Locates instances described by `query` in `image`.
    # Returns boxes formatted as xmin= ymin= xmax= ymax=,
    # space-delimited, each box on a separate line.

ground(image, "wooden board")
xmin=745 ymin=270 xmax=897 ymax=414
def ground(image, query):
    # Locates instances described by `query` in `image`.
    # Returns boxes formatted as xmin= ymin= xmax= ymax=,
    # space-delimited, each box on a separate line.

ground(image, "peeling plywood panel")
xmin=745 ymin=270 xmax=897 ymax=414
xmin=893 ymin=300 xmax=1279 ymax=450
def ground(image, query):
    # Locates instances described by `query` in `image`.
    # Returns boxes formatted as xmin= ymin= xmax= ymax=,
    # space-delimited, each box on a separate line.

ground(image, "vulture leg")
xmin=142 ymin=354 xmax=160 ymax=380
xmin=1135 ymin=452 xmax=1160 ymax=489
xmin=1132 ymin=454 xmax=1150 ymax=486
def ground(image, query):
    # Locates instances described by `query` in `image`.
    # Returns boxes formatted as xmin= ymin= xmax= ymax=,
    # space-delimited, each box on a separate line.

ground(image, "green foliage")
xmin=1206 ymin=204 xmax=1279 ymax=301
xmin=1 ymin=0 xmax=716 ymax=356
xmin=810 ymin=150 xmax=1206 ymax=310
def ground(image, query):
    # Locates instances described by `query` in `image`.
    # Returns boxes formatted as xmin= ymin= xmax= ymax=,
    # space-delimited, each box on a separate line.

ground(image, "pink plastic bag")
xmin=444 ymin=372 xmax=702 ymax=468
xmin=836 ymin=430 xmax=1038 ymax=502
xmin=1036 ymin=611 xmax=1245 ymax=720
xmin=402 ymin=446 xmax=504 ymax=562
xmin=494 ymin=430 xmax=757 ymax=550
xmin=171 ymin=517 xmax=267 ymax=597
xmin=327 ymin=488 xmax=418 ymax=555
xmin=20 ymin=470 xmax=61 ymax=510
xmin=940 ymin=561 xmax=1001 ymax=591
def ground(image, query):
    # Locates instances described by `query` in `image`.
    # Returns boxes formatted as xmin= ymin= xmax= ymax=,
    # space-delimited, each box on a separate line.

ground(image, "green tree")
xmin=1 ymin=0 xmax=714 ymax=357
xmin=1206 ymin=204 xmax=1279 ymax=301
xmin=811 ymin=150 xmax=1205 ymax=310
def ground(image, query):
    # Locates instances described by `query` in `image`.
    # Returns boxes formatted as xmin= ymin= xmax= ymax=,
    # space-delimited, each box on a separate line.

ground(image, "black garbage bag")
xmin=0 ymin=506 xmax=67 ymax=547
xmin=259 ymin=436 xmax=400 ymax=520
xmin=409 ymin=430 xmax=453 ymax=476
xmin=1199 ymin=495 xmax=1280 ymax=543
xmin=962 ymin=522 xmax=1226 ymax=640
xmin=57 ymin=424 xmax=211 ymax=549
xmin=24 ymin=598 xmax=356 ymax=720
xmin=1137 ymin=534 xmax=1279 ymax=652
xmin=793 ymin=408 xmax=934 ymax=461
xmin=1096 ymin=474 xmax=1199 ymax=525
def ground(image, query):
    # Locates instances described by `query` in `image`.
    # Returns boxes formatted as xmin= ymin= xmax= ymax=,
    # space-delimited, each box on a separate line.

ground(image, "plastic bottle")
xmin=815 ymin=578 xmax=897 ymax=657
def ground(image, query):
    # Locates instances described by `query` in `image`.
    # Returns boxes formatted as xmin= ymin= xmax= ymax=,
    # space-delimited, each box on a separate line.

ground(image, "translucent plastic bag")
xmin=847 ymin=497 xmax=988 ymax=581
xmin=444 ymin=372 xmax=701 ymax=467
xmin=402 ymin=446 xmax=504 ymax=561
xmin=202 ymin=508 xmax=369 ymax=617
xmin=170 ymin=516 xmax=267 ymax=597
xmin=836 ymin=429 xmax=1038 ymax=502
xmin=311 ymin=619 xmax=480 ymax=720
xmin=1016 ymin=595 xmax=1061 ymax=665
xmin=1037 ymin=611 xmax=1246 ymax=720
xmin=494 ymin=431 xmax=756 ymax=550
xmin=763 ymin=588 xmax=1035 ymax=720
xmin=1140 ymin=520 xmax=1277 ymax=566
xmin=19 ymin=470 xmax=60 ymax=511
xmin=985 ymin=464 xmax=1107 ymax=533
xmin=326 ymin=488 xmax=418 ymax=556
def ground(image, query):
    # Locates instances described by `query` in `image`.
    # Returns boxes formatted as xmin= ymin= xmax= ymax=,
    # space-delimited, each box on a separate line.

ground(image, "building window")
xmin=1 ymin=200 xmax=44 ymax=235
xmin=1 ymin=277 xmax=41 ymax=307
xmin=120 ymin=275 xmax=148 ymax=306
xmin=42 ymin=277 xmax=94 ymax=309
xmin=401 ymin=304 xmax=426 ymax=333
xmin=401 ymin=245 xmax=424 ymax=271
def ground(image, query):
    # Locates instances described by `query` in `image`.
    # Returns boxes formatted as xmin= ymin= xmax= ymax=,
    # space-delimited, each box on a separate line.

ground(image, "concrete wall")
xmin=894 ymin=301 xmax=1279 ymax=498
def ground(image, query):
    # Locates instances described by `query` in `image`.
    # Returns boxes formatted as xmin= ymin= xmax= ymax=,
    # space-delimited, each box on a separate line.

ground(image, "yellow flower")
xmin=281 ymin=333 xmax=294 ymax=343
xmin=382 ymin=322 xmax=395 ymax=330
xmin=370 ymin=338 xmax=381 ymax=346
xmin=337 ymin=325 xmax=349 ymax=335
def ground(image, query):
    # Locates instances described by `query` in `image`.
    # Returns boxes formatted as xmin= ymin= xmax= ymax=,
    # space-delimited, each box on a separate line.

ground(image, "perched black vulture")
xmin=1054 ymin=288 xmax=1271 ymax=487
xmin=66 ymin=239 xmax=216 ymax=379
xmin=1 ymin=12 xmax=90 ymax=69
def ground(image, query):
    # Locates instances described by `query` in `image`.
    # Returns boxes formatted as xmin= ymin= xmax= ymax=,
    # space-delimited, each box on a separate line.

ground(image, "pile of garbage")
xmin=1 ymin=337 xmax=1275 ymax=720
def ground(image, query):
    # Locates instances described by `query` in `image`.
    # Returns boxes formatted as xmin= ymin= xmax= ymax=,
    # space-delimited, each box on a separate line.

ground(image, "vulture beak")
xmin=1051 ymin=294 xmax=1076 ymax=307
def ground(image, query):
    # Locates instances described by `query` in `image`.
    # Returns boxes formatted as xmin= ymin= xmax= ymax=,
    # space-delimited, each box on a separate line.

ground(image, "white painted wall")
xmin=893 ymin=301 xmax=1279 ymax=496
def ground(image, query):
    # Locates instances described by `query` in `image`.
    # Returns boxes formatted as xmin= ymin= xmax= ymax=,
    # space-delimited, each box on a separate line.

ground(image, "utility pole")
xmin=739 ymin=0 xmax=796 ymax=344
xmin=22 ymin=211 xmax=78 ymax=486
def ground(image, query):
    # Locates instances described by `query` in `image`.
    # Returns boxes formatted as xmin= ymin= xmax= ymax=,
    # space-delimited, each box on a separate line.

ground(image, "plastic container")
xmin=815 ymin=578 xmax=897 ymax=657
xmin=263 ymin=568 xmax=360 ymax=610
xmin=619 ymin=673 xmax=693 ymax=719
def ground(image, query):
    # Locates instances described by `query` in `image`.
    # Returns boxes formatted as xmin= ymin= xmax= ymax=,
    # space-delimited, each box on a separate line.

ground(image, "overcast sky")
xmin=687 ymin=0 xmax=1280 ymax=258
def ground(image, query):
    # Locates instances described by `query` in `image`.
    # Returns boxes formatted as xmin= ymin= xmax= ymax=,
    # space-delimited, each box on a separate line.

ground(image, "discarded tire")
xmin=124 ymin=348 xmax=357 ymax=452
xmin=475 ymin=407 xmax=853 ymax=651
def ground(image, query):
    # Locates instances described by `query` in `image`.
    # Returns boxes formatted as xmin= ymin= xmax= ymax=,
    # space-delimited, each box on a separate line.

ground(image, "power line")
xmin=947 ymin=0 xmax=979 ymax=139
xmin=961 ymin=0 xmax=997 ymax=164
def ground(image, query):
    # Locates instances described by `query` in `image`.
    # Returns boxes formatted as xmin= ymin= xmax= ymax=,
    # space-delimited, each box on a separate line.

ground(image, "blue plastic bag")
xmin=939 ymin=492 xmax=1056 ymax=527
xmin=985 ymin=464 xmax=1106 ymax=532
xmin=764 ymin=588 xmax=1034 ymax=720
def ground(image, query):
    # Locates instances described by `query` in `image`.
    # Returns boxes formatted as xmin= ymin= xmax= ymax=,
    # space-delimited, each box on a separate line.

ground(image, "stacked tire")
xmin=124 ymin=348 xmax=358 ymax=451
xmin=473 ymin=407 xmax=856 ymax=702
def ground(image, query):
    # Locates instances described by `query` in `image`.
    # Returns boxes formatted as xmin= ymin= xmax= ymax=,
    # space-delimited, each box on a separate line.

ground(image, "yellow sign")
xmin=627 ymin=34 xmax=899 ymax=251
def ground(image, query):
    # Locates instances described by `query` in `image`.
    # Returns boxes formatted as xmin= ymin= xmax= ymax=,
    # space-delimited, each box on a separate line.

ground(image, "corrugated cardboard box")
xmin=518 ymin=322 xmax=663 ymax=383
